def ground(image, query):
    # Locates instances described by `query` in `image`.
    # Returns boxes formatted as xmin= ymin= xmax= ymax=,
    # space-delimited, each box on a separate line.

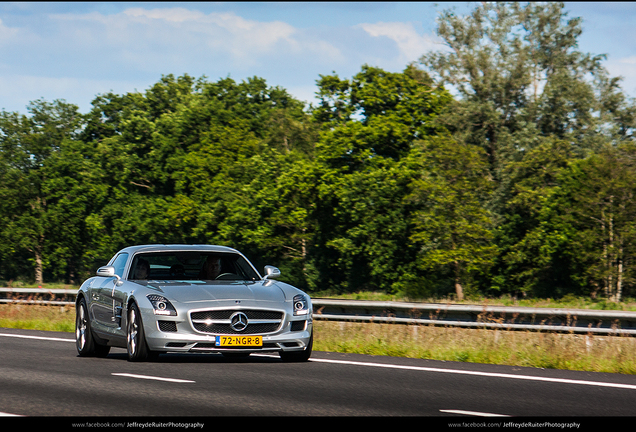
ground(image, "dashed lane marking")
xmin=0 ymin=332 xmax=74 ymax=342
xmin=112 ymin=373 xmax=195 ymax=383
xmin=440 ymin=409 xmax=510 ymax=417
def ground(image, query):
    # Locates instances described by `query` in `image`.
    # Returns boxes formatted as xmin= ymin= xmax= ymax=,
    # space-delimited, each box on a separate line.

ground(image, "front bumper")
xmin=142 ymin=306 xmax=313 ymax=354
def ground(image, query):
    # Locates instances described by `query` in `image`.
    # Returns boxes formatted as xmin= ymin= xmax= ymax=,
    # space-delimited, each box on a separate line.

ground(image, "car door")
xmin=93 ymin=252 xmax=128 ymax=330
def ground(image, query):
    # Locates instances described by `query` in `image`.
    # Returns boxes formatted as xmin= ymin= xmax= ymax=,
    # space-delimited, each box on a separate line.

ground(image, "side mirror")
xmin=97 ymin=265 xmax=123 ymax=285
xmin=96 ymin=266 xmax=116 ymax=277
xmin=263 ymin=265 xmax=281 ymax=280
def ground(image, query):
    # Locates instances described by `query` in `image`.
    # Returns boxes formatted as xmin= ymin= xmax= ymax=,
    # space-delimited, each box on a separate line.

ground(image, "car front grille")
xmin=190 ymin=309 xmax=284 ymax=335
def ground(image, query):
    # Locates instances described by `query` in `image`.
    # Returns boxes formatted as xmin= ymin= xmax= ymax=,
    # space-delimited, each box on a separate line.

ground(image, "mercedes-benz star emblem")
xmin=230 ymin=312 xmax=249 ymax=332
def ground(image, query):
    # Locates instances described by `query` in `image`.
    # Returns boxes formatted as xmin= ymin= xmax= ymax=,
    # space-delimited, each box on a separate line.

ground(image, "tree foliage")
xmin=2 ymin=3 xmax=636 ymax=304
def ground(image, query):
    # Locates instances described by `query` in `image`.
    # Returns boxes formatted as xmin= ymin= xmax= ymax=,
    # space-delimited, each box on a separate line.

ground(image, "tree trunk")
xmin=301 ymin=231 xmax=308 ymax=281
xmin=34 ymin=248 xmax=43 ymax=285
xmin=601 ymin=210 xmax=609 ymax=299
xmin=608 ymin=198 xmax=615 ymax=301
xmin=454 ymin=260 xmax=464 ymax=301
xmin=616 ymin=238 xmax=624 ymax=303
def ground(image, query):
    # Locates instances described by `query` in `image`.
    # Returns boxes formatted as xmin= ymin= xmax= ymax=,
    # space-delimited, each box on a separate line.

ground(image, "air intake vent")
xmin=158 ymin=321 xmax=177 ymax=332
xmin=290 ymin=320 xmax=306 ymax=332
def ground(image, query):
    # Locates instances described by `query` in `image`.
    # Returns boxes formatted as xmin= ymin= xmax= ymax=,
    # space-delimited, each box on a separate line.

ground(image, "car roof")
xmin=117 ymin=244 xmax=240 ymax=255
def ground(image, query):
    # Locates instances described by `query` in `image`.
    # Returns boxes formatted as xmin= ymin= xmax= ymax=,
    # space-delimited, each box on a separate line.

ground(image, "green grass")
xmin=0 ymin=304 xmax=75 ymax=332
xmin=313 ymin=320 xmax=636 ymax=374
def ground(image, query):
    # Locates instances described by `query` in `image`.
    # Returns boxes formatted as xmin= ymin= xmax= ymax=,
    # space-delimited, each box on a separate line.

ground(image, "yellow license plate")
xmin=215 ymin=335 xmax=262 ymax=347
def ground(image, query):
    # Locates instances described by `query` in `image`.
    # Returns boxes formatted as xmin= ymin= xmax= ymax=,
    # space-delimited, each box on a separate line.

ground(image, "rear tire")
xmin=76 ymin=298 xmax=110 ymax=358
xmin=127 ymin=303 xmax=158 ymax=362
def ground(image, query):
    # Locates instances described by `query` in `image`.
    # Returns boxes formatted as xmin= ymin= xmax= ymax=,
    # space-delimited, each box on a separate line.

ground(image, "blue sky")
xmin=1 ymin=2 xmax=635 ymax=114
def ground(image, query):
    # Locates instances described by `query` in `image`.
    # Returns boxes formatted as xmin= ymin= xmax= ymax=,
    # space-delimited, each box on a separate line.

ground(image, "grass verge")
xmin=0 ymin=304 xmax=75 ymax=333
xmin=3 ymin=304 xmax=636 ymax=374
xmin=313 ymin=320 xmax=636 ymax=374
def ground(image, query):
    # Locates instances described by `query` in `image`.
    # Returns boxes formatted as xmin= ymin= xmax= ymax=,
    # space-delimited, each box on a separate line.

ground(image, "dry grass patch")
xmin=313 ymin=320 xmax=636 ymax=374
xmin=0 ymin=304 xmax=75 ymax=332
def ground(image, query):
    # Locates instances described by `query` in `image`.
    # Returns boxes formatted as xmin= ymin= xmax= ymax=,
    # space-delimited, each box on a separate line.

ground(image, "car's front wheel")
xmin=76 ymin=298 xmax=110 ymax=357
xmin=279 ymin=331 xmax=313 ymax=362
xmin=126 ymin=303 xmax=157 ymax=362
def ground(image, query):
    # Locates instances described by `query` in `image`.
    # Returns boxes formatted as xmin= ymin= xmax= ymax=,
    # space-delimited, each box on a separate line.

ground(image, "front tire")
xmin=76 ymin=298 xmax=110 ymax=357
xmin=126 ymin=303 xmax=157 ymax=362
xmin=279 ymin=331 xmax=313 ymax=362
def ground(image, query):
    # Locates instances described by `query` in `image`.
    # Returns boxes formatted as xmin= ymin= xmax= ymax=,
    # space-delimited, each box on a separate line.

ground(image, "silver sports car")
xmin=75 ymin=245 xmax=313 ymax=362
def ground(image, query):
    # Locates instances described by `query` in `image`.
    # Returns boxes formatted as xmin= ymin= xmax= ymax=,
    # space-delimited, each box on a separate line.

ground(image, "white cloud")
xmin=123 ymin=7 xmax=205 ymax=23
xmin=0 ymin=6 xmax=351 ymax=112
xmin=48 ymin=7 xmax=311 ymax=67
xmin=0 ymin=17 xmax=18 ymax=44
xmin=618 ymin=56 xmax=636 ymax=65
xmin=0 ymin=5 xmax=454 ymax=113
xmin=357 ymin=21 xmax=442 ymax=63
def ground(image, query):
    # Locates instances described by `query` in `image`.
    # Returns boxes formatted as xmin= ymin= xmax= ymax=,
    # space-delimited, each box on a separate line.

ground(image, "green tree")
xmin=493 ymin=138 xmax=576 ymax=297
xmin=311 ymin=65 xmax=452 ymax=293
xmin=41 ymin=139 xmax=108 ymax=282
xmin=205 ymin=151 xmax=319 ymax=289
xmin=0 ymin=100 xmax=83 ymax=283
xmin=558 ymin=144 xmax=636 ymax=301
xmin=314 ymin=64 xmax=448 ymax=168
xmin=420 ymin=2 xmax=613 ymax=174
xmin=494 ymin=140 xmax=636 ymax=302
xmin=420 ymin=2 xmax=636 ymax=301
xmin=407 ymin=136 xmax=496 ymax=300
xmin=78 ymin=74 xmax=315 ymax=258
xmin=315 ymin=157 xmax=420 ymax=293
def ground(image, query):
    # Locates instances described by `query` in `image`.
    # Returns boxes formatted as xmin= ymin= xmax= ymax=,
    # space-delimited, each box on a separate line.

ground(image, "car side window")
xmin=111 ymin=253 xmax=129 ymax=278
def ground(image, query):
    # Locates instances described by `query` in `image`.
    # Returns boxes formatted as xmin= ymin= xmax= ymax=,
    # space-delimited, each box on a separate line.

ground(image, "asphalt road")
xmin=1 ymin=327 xmax=635 ymax=425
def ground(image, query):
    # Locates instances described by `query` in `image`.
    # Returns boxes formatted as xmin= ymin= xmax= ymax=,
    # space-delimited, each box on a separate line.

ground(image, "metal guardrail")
xmin=2 ymin=288 xmax=636 ymax=336
xmin=0 ymin=288 xmax=76 ymax=306
xmin=311 ymin=299 xmax=636 ymax=336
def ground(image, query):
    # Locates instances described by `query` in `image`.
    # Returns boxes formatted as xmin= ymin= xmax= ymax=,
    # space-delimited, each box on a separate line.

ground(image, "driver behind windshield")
xmin=199 ymin=256 xmax=222 ymax=280
xmin=133 ymin=258 xmax=150 ymax=280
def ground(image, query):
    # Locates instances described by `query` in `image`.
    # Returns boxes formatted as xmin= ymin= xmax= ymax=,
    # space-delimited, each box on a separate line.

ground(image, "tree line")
xmin=1 ymin=3 xmax=636 ymax=301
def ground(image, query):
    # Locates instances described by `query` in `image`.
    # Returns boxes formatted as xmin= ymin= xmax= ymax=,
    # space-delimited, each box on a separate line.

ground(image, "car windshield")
xmin=128 ymin=251 xmax=260 ymax=282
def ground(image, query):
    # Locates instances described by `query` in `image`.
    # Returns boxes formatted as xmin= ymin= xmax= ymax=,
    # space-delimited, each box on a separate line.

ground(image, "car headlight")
xmin=293 ymin=294 xmax=310 ymax=316
xmin=147 ymin=294 xmax=177 ymax=316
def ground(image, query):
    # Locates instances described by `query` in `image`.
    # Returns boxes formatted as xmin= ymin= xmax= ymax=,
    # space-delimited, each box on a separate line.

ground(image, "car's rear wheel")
xmin=127 ymin=303 xmax=157 ymax=362
xmin=279 ymin=331 xmax=313 ymax=362
xmin=76 ymin=298 xmax=110 ymax=357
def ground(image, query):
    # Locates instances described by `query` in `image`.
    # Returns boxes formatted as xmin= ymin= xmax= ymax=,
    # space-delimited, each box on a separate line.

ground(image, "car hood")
xmin=140 ymin=280 xmax=288 ymax=304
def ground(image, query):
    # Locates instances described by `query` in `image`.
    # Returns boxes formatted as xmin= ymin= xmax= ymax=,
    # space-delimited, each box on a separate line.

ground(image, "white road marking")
xmin=309 ymin=358 xmax=636 ymax=391
xmin=440 ymin=409 xmax=510 ymax=417
xmin=0 ymin=411 xmax=22 ymax=416
xmin=5 ymin=332 xmax=636 ymax=392
xmin=112 ymin=373 xmax=195 ymax=383
xmin=0 ymin=332 xmax=74 ymax=342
